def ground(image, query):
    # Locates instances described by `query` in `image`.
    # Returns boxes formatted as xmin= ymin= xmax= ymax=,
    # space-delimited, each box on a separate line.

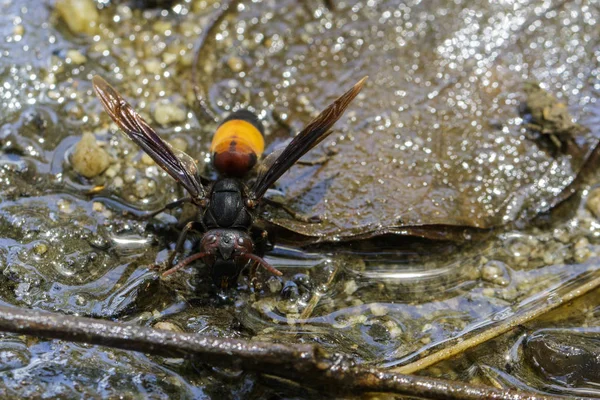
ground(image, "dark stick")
xmin=0 ymin=305 xmax=556 ymax=400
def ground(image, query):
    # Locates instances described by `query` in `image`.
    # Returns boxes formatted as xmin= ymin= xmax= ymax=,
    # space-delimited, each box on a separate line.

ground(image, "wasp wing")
xmin=251 ymin=76 xmax=367 ymax=199
xmin=92 ymin=75 xmax=205 ymax=201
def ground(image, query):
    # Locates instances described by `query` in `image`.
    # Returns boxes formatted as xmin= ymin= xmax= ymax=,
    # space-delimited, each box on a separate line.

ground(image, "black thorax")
xmin=203 ymin=178 xmax=253 ymax=230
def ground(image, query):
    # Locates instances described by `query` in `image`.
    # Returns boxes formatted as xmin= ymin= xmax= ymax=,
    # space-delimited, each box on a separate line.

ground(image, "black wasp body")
xmin=197 ymin=177 xmax=264 ymax=288
xmin=92 ymin=75 xmax=366 ymax=289
xmin=204 ymin=178 xmax=253 ymax=230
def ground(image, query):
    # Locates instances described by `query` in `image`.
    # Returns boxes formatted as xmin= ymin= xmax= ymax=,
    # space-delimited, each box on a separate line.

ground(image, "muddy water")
xmin=0 ymin=0 xmax=599 ymax=398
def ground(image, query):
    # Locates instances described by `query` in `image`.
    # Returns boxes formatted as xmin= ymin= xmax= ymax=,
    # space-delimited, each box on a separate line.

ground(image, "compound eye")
xmin=237 ymin=237 xmax=252 ymax=250
xmin=207 ymin=235 xmax=217 ymax=244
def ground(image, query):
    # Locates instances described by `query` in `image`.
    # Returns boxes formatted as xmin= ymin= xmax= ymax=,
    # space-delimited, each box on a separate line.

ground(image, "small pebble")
xmin=298 ymin=95 xmax=310 ymax=106
xmin=384 ymin=320 xmax=403 ymax=339
xmin=55 ymin=0 xmax=99 ymax=35
xmin=370 ymin=303 xmax=388 ymax=317
xmin=104 ymin=165 xmax=119 ymax=178
xmin=153 ymin=321 xmax=183 ymax=333
xmin=179 ymin=52 xmax=194 ymax=67
xmin=227 ymin=56 xmax=244 ymax=72
xmin=552 ymin=228 xmax=570 ymax=244
xmin=112 ymin=176 xmax=124 ymax=189
xmin=574 ymin=237 xmax=590 ymax=250
xmin=123 ymin=167 xmax=137 ymax=183
xmin=153 ymin=103 xmax=187 ymax=126
xmin=266 ymin=276 xmax=283 ymax=294
xmin=169 ymin=137 xmax=188 ymax=152
xmin=66 ymin=49 xmax=87 ymax=65
xmin=500 ymin=288 xmax=518 ymax=301
xmin=92 ymin=202 xmax=105 ymax=212
xmin=574 ymin=247 xmax=591 ymax=264
xmin=135 ymin=179 xmax=156 ymax=198
xmin=141 ymin=153 xmax=155 ymax=166
xmin=574 ymin=238 xmax=591 ymax=263
xmin=44 ymin=73 xmax=57 ymax=85
xmin=33 ymin=243 xmax=48 ymax=256
xmin=509 ymin=240 xmax=531 ymax=268
xmin=75 ymin=295 xmax=87 ymax=306
xmin=72 ymin=133 xmax=110 ymax=178
xmin=162 ymin=52 xmax=178 ymax=65
xmin=13 ymin=25 xmax=24 ymax=37
xmin=153 ymin=20 xmax=172 ymax=35
xmin=143 ymin=58 xmax=162 ymax=75
xmin=57 ymin=199 xmax=73 ymax=214
xmin=351 ymin=298 xmax=364 ymax=307
xmin=543 ymin=243 xmax=565 ymax=265
xmin=481 ymin=264 xmax=500 ymax=281
xmin=343 ymin=280 xmax=358 ymax=295
xmin=481 ymin=260 xmax=510 ymax=286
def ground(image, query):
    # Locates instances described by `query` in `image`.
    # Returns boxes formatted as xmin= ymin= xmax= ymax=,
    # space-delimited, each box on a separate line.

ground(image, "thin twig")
xmin=191 ymin=0 xmax=240 ymax=123
xmin=0 ymin=305 xmax=556 ymax=400
xmin=392 ymin=269 xmax=600 ymax=374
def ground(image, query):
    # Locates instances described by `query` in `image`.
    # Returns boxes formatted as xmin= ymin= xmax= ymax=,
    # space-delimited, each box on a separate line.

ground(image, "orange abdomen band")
xmin=211 ymin=117 xmax=265 ymax=176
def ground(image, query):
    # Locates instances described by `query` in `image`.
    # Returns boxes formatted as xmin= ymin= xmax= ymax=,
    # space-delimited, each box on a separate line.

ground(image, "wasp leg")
xmin=248 ymin=229 xmax=269 ymax=290
xmin=549 ymin=134 xmax=563 ymax=151
xmin=162 ymin=252 xmax=208 ymax=277
xmin=165 ymin=220 xmax=203 ymax=267
xmin=251 ymin=228 xmax=270 ymax=254
xmin=118 ymin=197 xmax=194 ymax=220
xmin=297 ymin=144 xmax=339 ymax=166
xmin=296 ymin=154 xmax=331 ymax=166
xmin=243 ymin=253 xmax=282 ymax=277
xmin=148 ymin=197 xmax=194 ymax=218
xmin=262 ymin=197 xmax=322 ymax=223
xmin=248 ymin=260 xmax=260 ymax=290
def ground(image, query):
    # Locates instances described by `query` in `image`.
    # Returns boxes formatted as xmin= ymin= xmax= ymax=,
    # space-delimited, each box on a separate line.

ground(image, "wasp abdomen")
xmin=211 ymin=110 xmax=265 ymax=177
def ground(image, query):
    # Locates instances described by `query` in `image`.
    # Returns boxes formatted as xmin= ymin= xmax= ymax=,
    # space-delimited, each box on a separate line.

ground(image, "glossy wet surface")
xmin=0 ymin=0 xmax=599 ymax=397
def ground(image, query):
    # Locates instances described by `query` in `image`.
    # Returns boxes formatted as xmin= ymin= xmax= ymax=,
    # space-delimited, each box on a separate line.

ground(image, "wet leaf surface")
xmin=194 ymin=0 xmax=600 ymax=242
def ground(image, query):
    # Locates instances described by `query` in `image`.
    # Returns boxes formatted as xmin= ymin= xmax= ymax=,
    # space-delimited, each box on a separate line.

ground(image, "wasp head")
xmin=200 ymin=229 xmax=254 ymax=288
